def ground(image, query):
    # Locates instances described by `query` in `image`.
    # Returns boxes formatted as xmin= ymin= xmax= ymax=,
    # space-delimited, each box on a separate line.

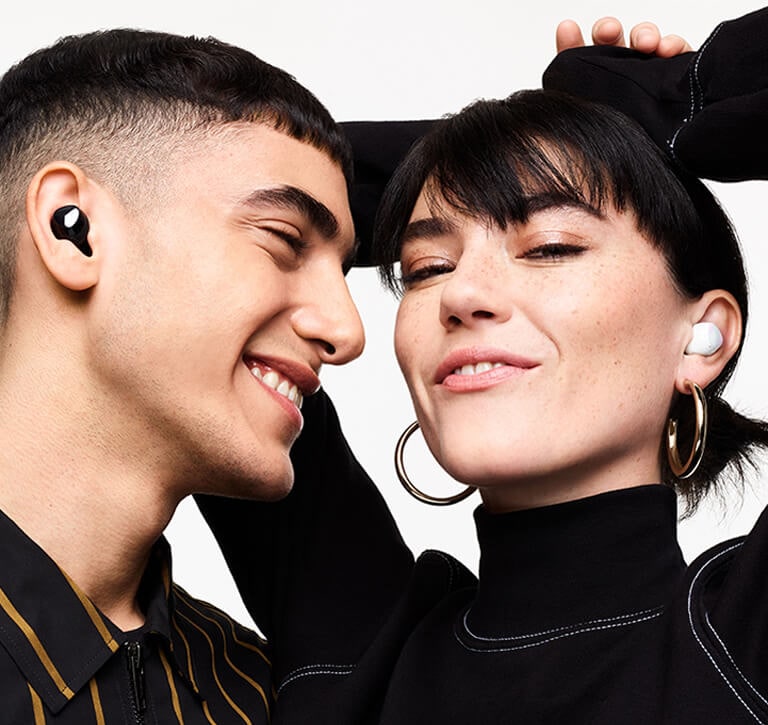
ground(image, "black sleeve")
xmin=685 ymin=503 xmax=768 ymax=711
xmin=342 ymin=119 xmax=435 ymax=265
xmin=542 ymin=6 xmax=768 ymax=182
xmin=195 ymin=390 xmax=414 ymax=678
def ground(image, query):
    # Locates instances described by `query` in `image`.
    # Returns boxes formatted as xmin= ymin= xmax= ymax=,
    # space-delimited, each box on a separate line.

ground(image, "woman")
xmin=369 ymin=88 xmax=768 ymax=722
xmin=197 ymin=11 xmax=768 ymax=723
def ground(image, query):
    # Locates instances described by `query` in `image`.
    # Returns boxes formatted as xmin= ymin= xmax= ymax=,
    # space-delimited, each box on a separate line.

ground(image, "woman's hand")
xmin=556 ymin=16 xmax=692 ymax=56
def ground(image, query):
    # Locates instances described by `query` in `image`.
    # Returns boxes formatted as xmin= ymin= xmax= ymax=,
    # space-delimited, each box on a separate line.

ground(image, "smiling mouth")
xmin=243 ymin=360 xmax=304 ymax=409
xmin=452 ymin=361 xmax=508 ymax=376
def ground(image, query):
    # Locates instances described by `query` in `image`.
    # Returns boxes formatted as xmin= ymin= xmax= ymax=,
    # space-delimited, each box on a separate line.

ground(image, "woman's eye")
xmin=400 ymin=262 xmax=454 ymax=288
xmin=522 ymin=242 xmax=587 ymax=260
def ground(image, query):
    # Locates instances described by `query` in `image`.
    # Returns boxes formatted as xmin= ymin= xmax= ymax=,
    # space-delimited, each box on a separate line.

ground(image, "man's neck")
xmin=0 ymin=380 xmax=180 ymax=631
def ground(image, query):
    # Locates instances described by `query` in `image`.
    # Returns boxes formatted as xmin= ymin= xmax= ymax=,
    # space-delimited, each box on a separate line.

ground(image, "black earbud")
xmin=50 ymin=205 xmax=92 ymax=257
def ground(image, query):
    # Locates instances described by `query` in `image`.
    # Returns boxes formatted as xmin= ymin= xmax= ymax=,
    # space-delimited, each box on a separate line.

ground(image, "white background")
xmin=3 ymin=1 xmax=767 ymax=629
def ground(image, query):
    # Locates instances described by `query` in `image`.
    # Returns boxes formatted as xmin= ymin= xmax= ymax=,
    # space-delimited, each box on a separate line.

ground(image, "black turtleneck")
xmin=470 ymin=486 xmax=685 ymax=635
xmin=199 ymin=391 xmax=768 ymax=724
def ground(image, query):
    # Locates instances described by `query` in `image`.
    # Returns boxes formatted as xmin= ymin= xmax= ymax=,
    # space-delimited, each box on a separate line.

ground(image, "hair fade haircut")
xmin=374 ymin=89 xmax=768 ymax=512
xmin=0 ymin=29 xmax=353 ymax=327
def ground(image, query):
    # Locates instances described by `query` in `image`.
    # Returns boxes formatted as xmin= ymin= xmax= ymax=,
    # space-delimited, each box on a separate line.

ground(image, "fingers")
xmin=556 ymin=19 xmax=586 ymax=52
xmin=656 ymin=34 xmax=693 ymax=56
xmin=591 ymin=16 xmax=625 ymax=47
xmin=556 ymin=17 xmax=693 ymax=56
xmin=629 ymin=22 xmax=693 ymax=55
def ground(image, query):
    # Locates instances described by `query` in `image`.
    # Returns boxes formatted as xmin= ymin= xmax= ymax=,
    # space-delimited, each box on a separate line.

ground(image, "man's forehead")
xmin=172 ymin=122 xmax=353 ymax=219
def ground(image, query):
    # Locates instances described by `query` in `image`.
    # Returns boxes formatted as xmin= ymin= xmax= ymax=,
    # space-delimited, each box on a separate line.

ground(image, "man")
xmin=0 ymin=29 xmax=364 ymax=723
xmin=0 ymin=19 xmax=676 ymax=725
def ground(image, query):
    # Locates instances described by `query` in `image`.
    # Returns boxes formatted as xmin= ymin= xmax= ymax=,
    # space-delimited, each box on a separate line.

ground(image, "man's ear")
xmin=26 ymin=162 xmax=101 ymax=291
xmin=675 ymin=289 xmax=742 ymax=393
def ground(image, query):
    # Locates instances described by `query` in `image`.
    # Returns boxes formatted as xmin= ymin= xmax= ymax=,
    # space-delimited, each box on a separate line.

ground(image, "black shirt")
xmin=0 ymin=508 xmax=273 ymax=724
xmin=199 ymin=390 xmax=768 ymax=724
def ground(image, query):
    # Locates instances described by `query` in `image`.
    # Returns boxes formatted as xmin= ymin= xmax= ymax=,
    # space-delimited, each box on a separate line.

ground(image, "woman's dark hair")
xmin=374 ymin=89 xmax=768 ymax=512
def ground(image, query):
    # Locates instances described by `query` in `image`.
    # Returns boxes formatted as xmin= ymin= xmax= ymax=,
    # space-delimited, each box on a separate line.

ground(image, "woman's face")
xmin=394 ymin=189 xmax=696 ymax=511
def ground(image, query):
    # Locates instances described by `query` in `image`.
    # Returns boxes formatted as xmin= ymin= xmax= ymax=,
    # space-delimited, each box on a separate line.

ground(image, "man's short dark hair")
xmin=0 ymin=29 xmax=353 ymax=326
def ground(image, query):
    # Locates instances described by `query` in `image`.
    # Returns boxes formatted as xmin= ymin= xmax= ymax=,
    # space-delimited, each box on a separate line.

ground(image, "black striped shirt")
xmin=0 ymin=508 xmax=272 ymax=724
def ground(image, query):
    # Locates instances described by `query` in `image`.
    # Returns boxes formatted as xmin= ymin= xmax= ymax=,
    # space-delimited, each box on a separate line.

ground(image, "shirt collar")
xmin=469 ymin=484 xmax=686 ymax=635
xmin=0 ymin=508 xmax=184 ymax=714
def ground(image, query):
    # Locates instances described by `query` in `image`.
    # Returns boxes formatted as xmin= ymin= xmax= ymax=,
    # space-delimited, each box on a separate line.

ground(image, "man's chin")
xmin=200 ymin=460 xmax=295 ymax=502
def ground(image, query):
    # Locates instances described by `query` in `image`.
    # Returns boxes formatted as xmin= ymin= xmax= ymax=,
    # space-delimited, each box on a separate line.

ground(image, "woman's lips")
xmin=441 ymin=361 xmax=534 ymax=391
xmin=435 ymin=347 xmax=540 ymax=386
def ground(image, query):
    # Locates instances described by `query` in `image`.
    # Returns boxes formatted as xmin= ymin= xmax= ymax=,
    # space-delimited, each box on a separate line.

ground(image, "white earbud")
xmin=685 ymin=322 xmax=723 ymax=356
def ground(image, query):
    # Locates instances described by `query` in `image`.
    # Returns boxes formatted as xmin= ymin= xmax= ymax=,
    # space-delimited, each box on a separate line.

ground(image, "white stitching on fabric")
xmin=687 ymin=542 xmax=765 ymax=724
xmin=668 ymin=125 xmax=684 ymax=153
xmin=705 ymin=612 xmax=768 ymax=707
xmin=670 ymin=21 xmax=725 ymax=155
xmin=693 ymin=22 xmax=724 ymax=113
xmin=426 ymin=549 xmax=457 ymax=591
xmin=461 ymin=605 xmax=664 ymax=642
xmin=277 ymin=664 xmax=354 ymax=694
xmin=455 ymin=609 xmax=663 ymax=654
xmin=685 ymin=53 xmax=696 ymax=123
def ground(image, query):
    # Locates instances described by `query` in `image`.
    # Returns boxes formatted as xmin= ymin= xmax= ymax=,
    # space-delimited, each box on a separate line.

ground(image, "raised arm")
xmin=345 ymin=16 xmax=692 ymax=261
xmin=544 ymin=7 xmax=768 ymax=181
xmin=196 ymin=390 xmax=414 ymax=679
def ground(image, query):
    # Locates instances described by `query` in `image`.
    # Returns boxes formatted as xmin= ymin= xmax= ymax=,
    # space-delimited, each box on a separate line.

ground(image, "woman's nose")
xmin=439 ymin=249 xmax=512 ymax=330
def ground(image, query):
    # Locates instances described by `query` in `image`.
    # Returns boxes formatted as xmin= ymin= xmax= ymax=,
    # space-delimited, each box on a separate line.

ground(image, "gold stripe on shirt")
xmin=203 ymin=701 xmax=218 ymax=725
xmin=58 ymin=570 xmax=119 ymax=653
xmin=176 ymin=609 xmax=255 ymax=724
xmin=198 ymin=599 xmax=271 ymax=666
xmin=172 ymin=616 xmax=217 ymax=724
xmin=28 ymin=684 xmax=46 ymax=725
xmin=0 ymin=587 xmax=74 ymax=699
xmin=172 ymin=616 xmax=199 ymax=691
xmin=89 ymin=679 xmax=105 ymax=725
xmin=162 ymin=562 xmax=172 ymax=599
xmin=176 ymin=594 xmax=270 ymax=720
xmin=159 ymin=647 xmax=185 ymax=724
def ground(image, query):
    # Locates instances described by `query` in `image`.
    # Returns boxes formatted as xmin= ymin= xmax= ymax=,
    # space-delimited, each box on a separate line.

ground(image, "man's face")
xmin=89 ymin=123 xmax=364 ymax=500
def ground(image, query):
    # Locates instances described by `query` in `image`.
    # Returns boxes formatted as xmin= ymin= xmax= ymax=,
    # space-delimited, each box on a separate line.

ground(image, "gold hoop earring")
xmin=394 ymin=421 xmax=476 ymax=506
xmin=666 ymin=380 xmax=708 ymax=479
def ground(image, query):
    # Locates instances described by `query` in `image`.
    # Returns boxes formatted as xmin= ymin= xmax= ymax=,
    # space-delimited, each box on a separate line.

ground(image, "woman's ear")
xmin=675 ymin=289 xmax=742 ymax=394
xmin=26 ymin=162 xmax=101 ymax=291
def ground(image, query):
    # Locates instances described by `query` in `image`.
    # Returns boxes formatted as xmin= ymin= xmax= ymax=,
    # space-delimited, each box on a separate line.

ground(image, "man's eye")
xmin=400 ymin=262 xmax=454 ymax=288
xmin=522 ymin=243 xmax=586 ymax=260
xmin=265 ymin=228 xmax=308 ymax=253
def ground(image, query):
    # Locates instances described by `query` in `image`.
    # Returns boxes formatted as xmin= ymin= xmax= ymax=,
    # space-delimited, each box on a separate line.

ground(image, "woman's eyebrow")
xmin=523 ymin=192 xmax=605 ymax=219
xmin=401 ymin=217 xmax=459 ymax=244
xmin=242 ymin=185 xmax=341 ymax=240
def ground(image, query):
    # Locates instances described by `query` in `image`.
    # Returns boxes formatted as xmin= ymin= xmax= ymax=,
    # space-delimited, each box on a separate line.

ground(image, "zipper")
xmin=125 ymin=641 xmax=146 ymax=725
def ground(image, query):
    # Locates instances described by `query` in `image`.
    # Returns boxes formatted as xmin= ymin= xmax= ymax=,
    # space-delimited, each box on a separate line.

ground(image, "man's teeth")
xmin=250 ymin=367 xmax=303 ymax=408
xmin=453 ymin=362 xmax=506 ymax=376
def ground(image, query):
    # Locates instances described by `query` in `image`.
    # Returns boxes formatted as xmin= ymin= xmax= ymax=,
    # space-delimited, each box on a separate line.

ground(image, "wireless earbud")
xmin=51 ymin=205 xmax=92 ymax=257
xmin=685 ymin=322 xmax=723 ymax=356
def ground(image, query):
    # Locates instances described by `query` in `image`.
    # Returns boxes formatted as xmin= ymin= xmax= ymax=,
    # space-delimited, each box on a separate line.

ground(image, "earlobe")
xmin=26 ymin=162 xmax=100 ymax=291
xmin=675 ymin=290 xmax=742 ymax=394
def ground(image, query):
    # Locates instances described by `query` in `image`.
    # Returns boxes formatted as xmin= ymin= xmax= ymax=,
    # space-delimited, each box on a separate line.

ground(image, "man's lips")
xmin=242 ymin=355 xmax=321 ymax=410
xmin=435 ymin=347 xmax=540 ymax=385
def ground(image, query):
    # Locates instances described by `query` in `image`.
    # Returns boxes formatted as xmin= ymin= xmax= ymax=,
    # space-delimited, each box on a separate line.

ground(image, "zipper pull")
xmin=126 ymin=641 xmax=146 ymax=719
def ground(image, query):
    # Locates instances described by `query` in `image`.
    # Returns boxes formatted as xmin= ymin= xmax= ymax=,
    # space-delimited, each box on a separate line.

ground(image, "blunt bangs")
xmin=375 ymin=89 xmax=708 ymax=295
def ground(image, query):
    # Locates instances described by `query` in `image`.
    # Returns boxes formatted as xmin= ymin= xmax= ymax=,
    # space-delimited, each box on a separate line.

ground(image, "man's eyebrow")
xmin=242 ymin=186 xmax=341 ymax=240
xmin=401 ymin=217 xmax=459 ymax=245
